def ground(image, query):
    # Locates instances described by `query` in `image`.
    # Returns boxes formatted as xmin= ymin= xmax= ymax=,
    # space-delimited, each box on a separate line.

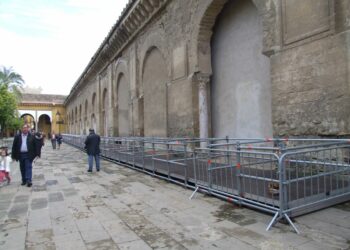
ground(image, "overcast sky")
xmin=0 ymin=0 xmax=128 ymax=95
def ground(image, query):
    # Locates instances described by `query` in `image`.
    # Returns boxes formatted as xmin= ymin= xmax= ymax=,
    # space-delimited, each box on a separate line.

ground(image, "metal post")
xmin=152 ymin=138 xmax=155 ymax=175
xmin=236 ymin=141 xmax=242 ymax=206
xmin=189 ymin=186 xmax=199 ymax=200
xmin=208 ymin=145 xmax=212 ymax=194
xmin=167 ymin=139 xmax=170 ymax=181
xmin=193 ymin=150 xmax=198 ymax=187
xmin=184 ymin=141 xmax=188 ymax=186
xmin=279 ymin=148 xmax=288 ymax=221
xmin=141 ymin=139 xmax=145 ymax=170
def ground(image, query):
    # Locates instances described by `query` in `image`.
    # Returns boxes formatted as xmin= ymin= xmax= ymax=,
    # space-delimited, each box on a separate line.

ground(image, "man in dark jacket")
xmin=84 ymin=128 xmax=101 ymax=172
xmin=11 ymin=124 xmax=39 ymax=187
xmin=35 ymin=132 xmax=44 ymax=157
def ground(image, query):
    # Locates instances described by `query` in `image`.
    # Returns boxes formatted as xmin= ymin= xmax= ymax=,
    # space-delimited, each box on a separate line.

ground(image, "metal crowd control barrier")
xmin=0 ymin=137 xmax=14 ymax=149
xmin=62 ymin=134 xmax=350 ymax=233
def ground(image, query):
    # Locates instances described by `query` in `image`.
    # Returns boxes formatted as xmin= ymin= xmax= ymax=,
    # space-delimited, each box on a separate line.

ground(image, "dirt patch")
xmin=222 ymin=227 xmax=266 ymax=241
xmin=212 ymin=204 xmax=256 ymax=226
xmin=33 ymin=174 xmax=45 ymax=180
xmin=83 ymin=195 xmax=104 ymax=208
xmin=86 ymin=239 xmax=118 ymax=250
xmin=26 ymin=229 xmax=55 ymax=249
xmin=334 ymin=201 xmax=350 ymax=212
xmin=118 ymin=210 xmax=184 ymax=249
xmin=68 ymin=176 xmax=83 ymax=183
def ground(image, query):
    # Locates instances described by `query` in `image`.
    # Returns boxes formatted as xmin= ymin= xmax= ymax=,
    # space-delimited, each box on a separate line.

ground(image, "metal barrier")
xmin=0 ymin=137 xmax=14 ymax=150
xmin=62 ymin=134 xmax=350 ymax=233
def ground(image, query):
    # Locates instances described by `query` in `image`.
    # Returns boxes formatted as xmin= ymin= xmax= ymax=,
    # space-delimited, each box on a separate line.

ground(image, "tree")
xmin=0 ymin=66 xmax=24 ymax=99
xmin=0 ymin=66 xmax=25 ymax=137
xmin=7 ymin=115 xmax=24 ymax=132
xmin=0 ymin=85 xmax=19 ymax=137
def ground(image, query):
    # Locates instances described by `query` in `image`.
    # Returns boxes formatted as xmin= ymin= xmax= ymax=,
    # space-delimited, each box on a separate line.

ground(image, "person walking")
xmin=56 ymin=133 xmax=63 ymax=150
xmin=84 ymin=128 xmax=101 ymax=172
xmin=51 ymin=132 xmax=56 ymax=149
xmin=35 ymin=132 xmax=44 ymax=157
xmin=11 ymin=124 xmax=39 ymax=187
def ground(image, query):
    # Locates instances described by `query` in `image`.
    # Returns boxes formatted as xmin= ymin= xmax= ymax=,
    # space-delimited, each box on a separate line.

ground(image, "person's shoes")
xmin=21 ymin=182 xmax=26 ymax=186
xmin=97 ymin=169 xmax=100 ymax=172
xmin=27 ymin=182 xmax=32 ymax=187
xmin=87 ymin=170 xmax=92 ymax=173
xmin=7 ymin=179 xmax=10 ymax=185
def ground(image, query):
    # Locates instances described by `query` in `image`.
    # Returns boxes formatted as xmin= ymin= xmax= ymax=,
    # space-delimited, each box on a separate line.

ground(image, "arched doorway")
xmin=117 ymin=73 xmax=129 ymax=136
xmin=21 ymin=114 xmax=36 ymax=130
xmin=79 ymin=104 xmax=82 ymax=134
xmin=84 ymin=100 xmax=88 ymax=135
xmin=38 ymin=114 xmax=51 ymax=138
xmin=102 ymin=89 xmax=108 ymax=136
xmin=210 ymin=0 xmax=272 ymax=138
xmin=142 ymin=47 xmax=168 ymax=137
xmin=75 ymin=107 xmax=78 ymax=134
xmin=91 ymin=114 xmax=97 ymax=132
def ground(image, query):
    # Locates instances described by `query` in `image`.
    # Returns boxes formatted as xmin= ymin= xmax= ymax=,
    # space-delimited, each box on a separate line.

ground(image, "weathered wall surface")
xmin=64 ymin=0 xmax=350 ymax=138
xmin=142 ymin=48 xmax=168 ymax=137
xmin=117 ymin=73 xmax=129 ymax=136
xmin=211 ymin=0 xmax=272 ymax=138
xmin=271 ymin=0 xmax=350 ymax=136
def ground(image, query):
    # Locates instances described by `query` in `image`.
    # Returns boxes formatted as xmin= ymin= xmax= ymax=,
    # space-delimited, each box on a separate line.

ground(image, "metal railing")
xmin=0 ymin=137 xmax=14 ymax=149
xmin=62 ymin=134 xmax=350 ymax=233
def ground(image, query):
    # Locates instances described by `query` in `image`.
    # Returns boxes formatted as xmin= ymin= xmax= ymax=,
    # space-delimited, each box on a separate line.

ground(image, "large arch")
xmin=92 ymin=92 xmax=96 ymax=114
xmin=139 ymin=32 xmax=171 ymax=95
xmin=117 ymin=73 xmax=130 ymax=136
xmin=101 ymin=88 xmax=108 ymax=136
xmin=79 ymin=104 xmax=82 ymax=134
xmin=84 ymin=99 xmax=88 ymax=134
xmin=190 ymin=0 xmax=276 ymax=74
xmin=114 ymin=59 xmax=129 ymax=136
xmin=114 ymin=59 xmax=129 ymax=107
xmin=91 ymin=92 xmax=96 ymax=132
xmin=142 ymin=47 xmax=169 ymax=137
xmin=38 ymin=114 xmax=51 ymax=138
xmin=210 ymin=0 xmax=272 ymax=138
xmin=74 ymin=106 xmax=78 ymax=134
xmin=21 ymin=114 xmax=36 ymax=130
xmin=71 ymin=110 xmax=74 ymax=134
xmin=91 ymin=113 xmax=97 ymax=132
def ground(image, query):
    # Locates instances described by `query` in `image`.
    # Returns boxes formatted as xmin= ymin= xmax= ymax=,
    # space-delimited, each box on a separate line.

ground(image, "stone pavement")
xmin=0 ymin=142 xmax=349 ymax=250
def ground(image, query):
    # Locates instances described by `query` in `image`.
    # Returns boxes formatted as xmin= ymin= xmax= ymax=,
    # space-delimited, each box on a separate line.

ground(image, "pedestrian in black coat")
xmin=84 ymin=129 xmax=101 ymax=172
xmin=56 ymin=133 xmax=63 ymax=149
xmin=35 ymin=132 xmax=44 ymax=157
xmin=11 ymin=124 xmax=39 ymax=187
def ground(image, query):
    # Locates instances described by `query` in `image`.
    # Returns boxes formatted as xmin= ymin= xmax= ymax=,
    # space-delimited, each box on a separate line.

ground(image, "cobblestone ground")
xmin=0 ymin=142 xmax=349 ymax=250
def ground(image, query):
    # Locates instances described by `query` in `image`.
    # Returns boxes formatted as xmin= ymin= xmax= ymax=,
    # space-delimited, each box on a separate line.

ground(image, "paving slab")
xmin=0 ymin=142 xmax=349 ymax=249
xmin=53 ymin=232 xmax=87 ymax=250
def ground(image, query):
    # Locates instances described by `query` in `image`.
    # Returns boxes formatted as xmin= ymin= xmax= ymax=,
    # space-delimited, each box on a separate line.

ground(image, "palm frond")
xmin=0 ymin=66 xmax=25 ymax=89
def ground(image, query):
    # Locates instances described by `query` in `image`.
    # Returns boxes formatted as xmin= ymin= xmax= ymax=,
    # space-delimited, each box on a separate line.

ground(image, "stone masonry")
xmin=64 ymin=0 xmax=350 ymax=138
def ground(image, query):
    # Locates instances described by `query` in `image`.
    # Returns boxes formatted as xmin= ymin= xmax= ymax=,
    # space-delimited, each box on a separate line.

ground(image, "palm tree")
xmin=0 ymin=66 xmax=24 ymax=98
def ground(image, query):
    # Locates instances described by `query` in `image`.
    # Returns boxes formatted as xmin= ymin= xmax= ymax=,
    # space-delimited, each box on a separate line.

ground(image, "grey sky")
xmin=0 ymin=0 xmax=128 ymax=95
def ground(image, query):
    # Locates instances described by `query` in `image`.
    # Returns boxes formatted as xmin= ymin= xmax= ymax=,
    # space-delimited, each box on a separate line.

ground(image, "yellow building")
xmin=18 ymin=94 xmax=66 ymax=137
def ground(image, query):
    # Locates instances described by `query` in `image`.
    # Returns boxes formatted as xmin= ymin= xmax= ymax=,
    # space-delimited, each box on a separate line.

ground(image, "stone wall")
xmin=65 ymin=0 xmax=350 ymax=138
xmin=271 ymin=0 xmax=350 ymax=136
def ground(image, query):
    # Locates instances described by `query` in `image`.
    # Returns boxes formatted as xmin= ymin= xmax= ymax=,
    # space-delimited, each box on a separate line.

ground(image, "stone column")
xmin=197 ymin=73 xmax=210 ymax=148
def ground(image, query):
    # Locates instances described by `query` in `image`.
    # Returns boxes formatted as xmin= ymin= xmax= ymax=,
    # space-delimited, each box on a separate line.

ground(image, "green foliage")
xmin=8 ymin=115 xmax=24 ymax=131
xmin=0 ymin=66 xmax=24 ymax=100
xmin=0 ymin=85 xmax=19 ymax=134
xmin=0 ymin=66 xmax=25 ymax=136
